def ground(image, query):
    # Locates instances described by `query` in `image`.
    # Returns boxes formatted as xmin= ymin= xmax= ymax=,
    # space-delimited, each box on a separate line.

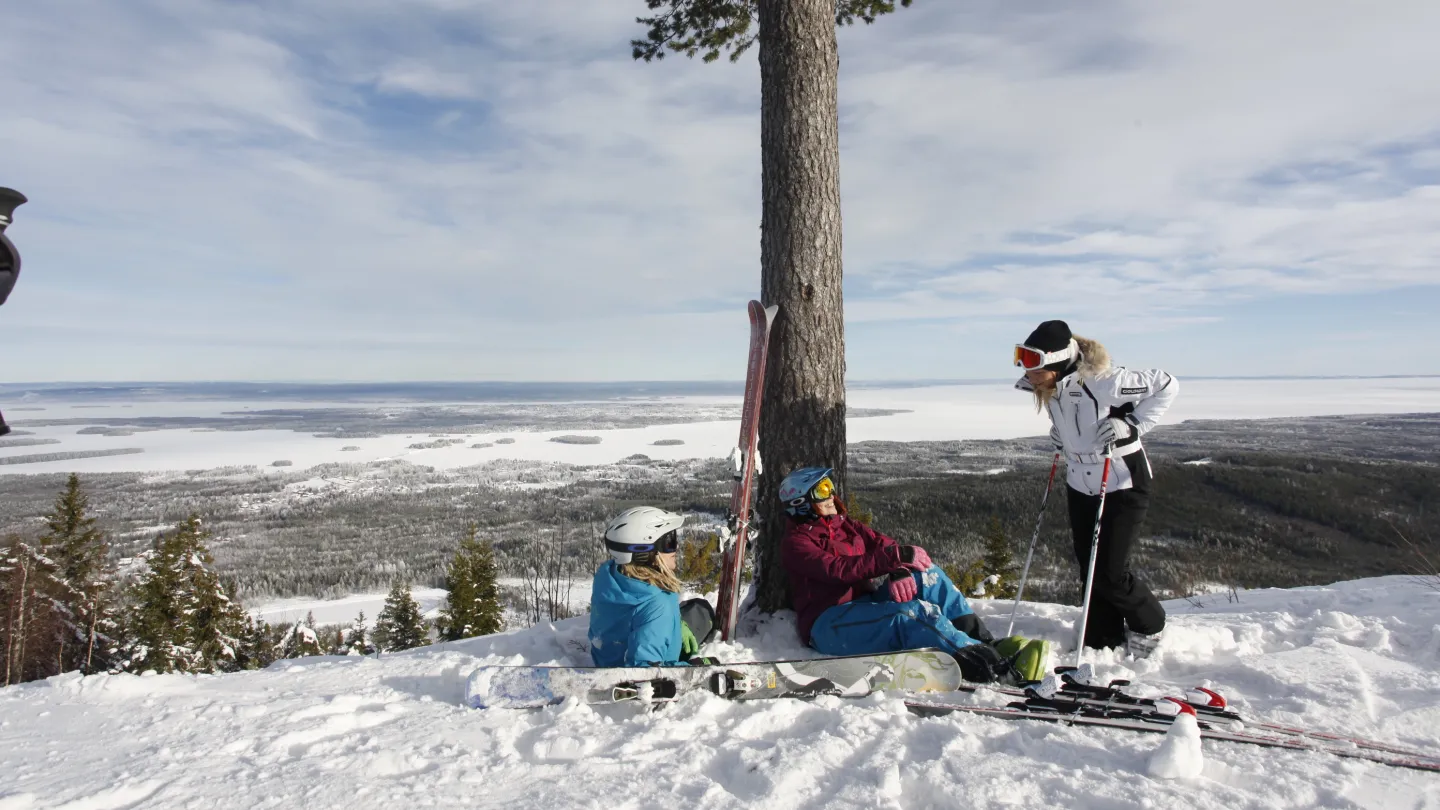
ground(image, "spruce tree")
xmin=37 ymin=474 xmax=116 ymax=674
xmin=42 ymin=475 xmax=107 ymax=593
xmin=345 ymin=612 xmax=374 ymax=656
xmin=676 ymin=533 xmax=723 ymax=593
xmin=437 ymin=527 xmax=505 ymax=641
xmin=844 ymin=493 xmax=875 ymax=526
xmin=1 ymin=536 xmax=68 ymax=685
xmin=955 ymin=517 xmax=1019 ymax=599
xmin=979 ymin=517 xmax=1018 ymax=599
xmin=327 ymin=626 xmax=345 ymax=656
xmin=277 ymin=611 xmax=324 ymax=659
xmin=192 ymin=575 xmax=252 ymax=673
xmin=374 ymin=581 xmax=428 ymax=652
xmin=122 ymin=528 xmax=188 ymax=673
xmin=235 ymin=616 xmax=276 ymax=670
xmin=123 ymin=516 xmax=250 ymax=674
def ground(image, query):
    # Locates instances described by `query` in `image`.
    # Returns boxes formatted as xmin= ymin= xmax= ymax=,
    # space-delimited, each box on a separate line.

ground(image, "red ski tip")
xmin=1189 ymin=686 xmax=1227 ymax=709
xmin=1162 ymin=697 xmax=1198 ymax=716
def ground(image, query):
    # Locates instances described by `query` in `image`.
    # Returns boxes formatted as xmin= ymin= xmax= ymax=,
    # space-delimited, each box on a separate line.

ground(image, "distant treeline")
xmin=849 ymin=451 xmax=1438 ymax=605
xmin=0 ymin=415 xmax=1435 ymax=605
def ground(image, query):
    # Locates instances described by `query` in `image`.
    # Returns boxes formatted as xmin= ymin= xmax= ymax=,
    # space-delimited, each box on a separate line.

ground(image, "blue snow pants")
xmin=809 ymin=566 xmax=983 ymax=657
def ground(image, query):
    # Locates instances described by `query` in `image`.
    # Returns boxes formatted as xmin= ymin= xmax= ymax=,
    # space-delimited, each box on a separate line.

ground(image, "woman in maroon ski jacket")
xmin=777 ymin=467 xmax=1011 ymax=682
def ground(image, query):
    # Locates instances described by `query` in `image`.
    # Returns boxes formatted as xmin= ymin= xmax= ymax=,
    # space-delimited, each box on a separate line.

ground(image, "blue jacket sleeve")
xmin=625 ymin=596 xmax=685 ymax=667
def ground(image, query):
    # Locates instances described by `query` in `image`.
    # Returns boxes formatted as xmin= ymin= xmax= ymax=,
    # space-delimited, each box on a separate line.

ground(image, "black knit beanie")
xmin=1023 ymin=320 xmax=1079 ymax=372
xmin=1024 ymin=320 xmax=1071 ymax=352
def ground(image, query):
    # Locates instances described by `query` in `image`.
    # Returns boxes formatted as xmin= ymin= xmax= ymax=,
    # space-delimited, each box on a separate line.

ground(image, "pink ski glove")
xmin=898 ymin=545 xmax=932 ymax=572
xmin=888 ymin=572 xmax=918 ymax=603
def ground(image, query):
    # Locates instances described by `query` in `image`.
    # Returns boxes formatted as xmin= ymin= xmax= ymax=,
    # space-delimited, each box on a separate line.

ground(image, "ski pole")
xmin=1006 ymin=451 xmax=1060 ymax=637
xmin=1074 ymin=445 xmax=1114 ymax=668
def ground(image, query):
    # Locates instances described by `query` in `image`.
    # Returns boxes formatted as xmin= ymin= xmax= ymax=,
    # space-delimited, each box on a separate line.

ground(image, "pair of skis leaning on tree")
xmin=587 ymin=318 xmax=1177 ymax=684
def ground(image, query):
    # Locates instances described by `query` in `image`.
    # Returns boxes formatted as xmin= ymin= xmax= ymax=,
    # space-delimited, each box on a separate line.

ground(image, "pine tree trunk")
xmin=8 ymin=557 xmax=29 ymax=685
xmin=84 ymin=602 xmax=97 ymax=674
xmin=754 ymin=0 xmax=847 ymax=613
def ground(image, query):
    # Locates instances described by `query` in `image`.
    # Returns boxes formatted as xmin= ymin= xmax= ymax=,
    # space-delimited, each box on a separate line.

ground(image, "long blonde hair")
xmin=620 ymin=561 xmax=682 ymax=594
xmin=1032 ymin=378 xmax=1058 ymax=413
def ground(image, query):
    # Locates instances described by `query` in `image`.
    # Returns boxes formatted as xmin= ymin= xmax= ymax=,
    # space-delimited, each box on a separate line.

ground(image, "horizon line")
xmin=2 ymin=374 xmax=1438 ymax=388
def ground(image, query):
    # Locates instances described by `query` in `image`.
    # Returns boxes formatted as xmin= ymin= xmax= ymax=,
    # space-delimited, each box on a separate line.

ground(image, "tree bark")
xmin=84 ymin=598 xmax=97 ymax=674
xmin=8 ymin=555 xmax=30 ymax=686
xmin=754 ymin=0 xmax=846 ymax=614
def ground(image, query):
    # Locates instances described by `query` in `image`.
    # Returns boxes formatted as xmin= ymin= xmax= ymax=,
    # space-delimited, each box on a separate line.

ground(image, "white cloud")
xmin=1 ymin=0 xmax=1438 ymax=380
xmin=374 ymin=63 xmax=481 ymax=100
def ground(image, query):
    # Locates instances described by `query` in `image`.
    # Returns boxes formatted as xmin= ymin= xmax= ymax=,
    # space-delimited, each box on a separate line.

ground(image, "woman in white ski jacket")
xmin=1014 ymin=320 xmax=1177 ymax=657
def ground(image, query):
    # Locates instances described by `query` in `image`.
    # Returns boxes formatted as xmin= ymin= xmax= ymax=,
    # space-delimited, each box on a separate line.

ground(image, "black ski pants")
xmin=1066 ymin=455 xmax=1166 ymax=649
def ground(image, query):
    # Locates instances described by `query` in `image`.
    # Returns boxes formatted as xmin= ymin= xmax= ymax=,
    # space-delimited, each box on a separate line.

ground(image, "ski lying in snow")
xmin=963 ymin=668 xmax=1440 ymax=764
xmin=906 ymin=692 xmax=1440 ymax=773
xmin=466 ymin=648 xmax=959 ymax=709
xmin=714 ymin=300 xmax=779 ymax=641
xmin=1039 ymin=671 xmax=1439 ymax=762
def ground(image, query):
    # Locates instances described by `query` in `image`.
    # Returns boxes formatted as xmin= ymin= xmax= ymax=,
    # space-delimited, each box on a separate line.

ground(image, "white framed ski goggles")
xmin=1014 ymin=340 xmax=1077 ymax=371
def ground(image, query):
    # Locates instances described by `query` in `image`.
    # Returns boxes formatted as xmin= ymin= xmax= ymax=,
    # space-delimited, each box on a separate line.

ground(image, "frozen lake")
xmin=2 ymin=376 xmax=1436 ymax=475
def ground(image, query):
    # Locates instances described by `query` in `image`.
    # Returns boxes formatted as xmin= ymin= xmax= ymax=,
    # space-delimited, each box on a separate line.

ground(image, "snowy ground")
xmin=250 ymin=588 xmax=452 ymax=629
xmin=3 ymin=576 xmax=1438 ymax=809
xmin=2 ymin=377 xmax=1437 ymax=475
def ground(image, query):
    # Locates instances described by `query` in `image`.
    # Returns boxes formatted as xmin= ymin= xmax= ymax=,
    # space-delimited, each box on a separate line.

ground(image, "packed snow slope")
xmin=3 ymin=577 xmax=1439 ymax=809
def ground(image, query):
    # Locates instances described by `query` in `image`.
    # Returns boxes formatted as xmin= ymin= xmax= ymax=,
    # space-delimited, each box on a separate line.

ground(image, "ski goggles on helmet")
xmin=1014 ymin=341 xmax=1077 ymax=371
xmin=611 ymin=530 xmax=680 ymax=556
xmin=810 ymin=477 xmax=835 ymax=501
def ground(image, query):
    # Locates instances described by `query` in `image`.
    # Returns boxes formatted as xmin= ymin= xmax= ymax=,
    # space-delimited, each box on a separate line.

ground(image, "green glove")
xmin=681 ymin=622 xmax=700 ymax=658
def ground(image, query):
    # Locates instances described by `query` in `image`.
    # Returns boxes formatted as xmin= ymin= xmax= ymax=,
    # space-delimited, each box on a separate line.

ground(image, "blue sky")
xmin=2 ymin=0 xmax=1438 ymax=382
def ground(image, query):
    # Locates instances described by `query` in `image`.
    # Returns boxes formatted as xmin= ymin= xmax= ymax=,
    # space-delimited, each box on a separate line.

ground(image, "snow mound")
xmin=2 ymin=577 xmax=1439 ymax=808
xmin=1148 ymin=709 xmax=1205 ymax=779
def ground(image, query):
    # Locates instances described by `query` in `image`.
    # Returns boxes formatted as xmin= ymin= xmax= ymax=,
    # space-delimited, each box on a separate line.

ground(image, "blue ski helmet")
xmin=779 ymin=466 xmax=835 ymax=517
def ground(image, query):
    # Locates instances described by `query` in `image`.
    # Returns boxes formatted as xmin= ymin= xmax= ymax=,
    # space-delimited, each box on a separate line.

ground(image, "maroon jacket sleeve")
xmin=855 ymin=521 xmax=899 ymax=556
xmin=782 ymin=519 xmax=902 ymax=585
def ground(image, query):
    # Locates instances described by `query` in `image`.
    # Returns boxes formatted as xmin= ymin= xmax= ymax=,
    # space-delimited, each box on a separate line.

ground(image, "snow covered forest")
xmin=0 ymin=473 xmax=510 ymax=688
xmin=2 ymin=411 xmax=1435 ymax=695
xmin=2 ymin=413 xmax=1435 ymax=608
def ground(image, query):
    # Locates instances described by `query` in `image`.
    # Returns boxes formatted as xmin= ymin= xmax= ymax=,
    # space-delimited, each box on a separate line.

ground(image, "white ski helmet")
xmin=602 ymin=506 xmax=685 ymax=565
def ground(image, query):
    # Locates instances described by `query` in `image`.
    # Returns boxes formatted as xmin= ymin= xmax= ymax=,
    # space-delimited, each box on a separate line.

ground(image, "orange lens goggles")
xmin=1014 ymin=345 xmax=1046 ymax=370
xmin=1015 ymin=342 xmax=1077 ymax=371
xmin=811 ymin=477 xmax=835 ymax=500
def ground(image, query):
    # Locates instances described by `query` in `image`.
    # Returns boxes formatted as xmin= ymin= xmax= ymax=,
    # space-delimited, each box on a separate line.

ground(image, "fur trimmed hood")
xmin=1074 ymin=336 xmax=1111 ymax=380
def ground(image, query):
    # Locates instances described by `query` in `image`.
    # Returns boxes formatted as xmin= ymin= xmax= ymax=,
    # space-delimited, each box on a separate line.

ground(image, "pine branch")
xmin=631 ymin=0 xmax=912 ymax=64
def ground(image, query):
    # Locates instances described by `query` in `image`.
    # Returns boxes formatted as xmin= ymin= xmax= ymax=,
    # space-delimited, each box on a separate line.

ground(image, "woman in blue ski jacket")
xmin=588 ymin=506 xmax=716 ymax=667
